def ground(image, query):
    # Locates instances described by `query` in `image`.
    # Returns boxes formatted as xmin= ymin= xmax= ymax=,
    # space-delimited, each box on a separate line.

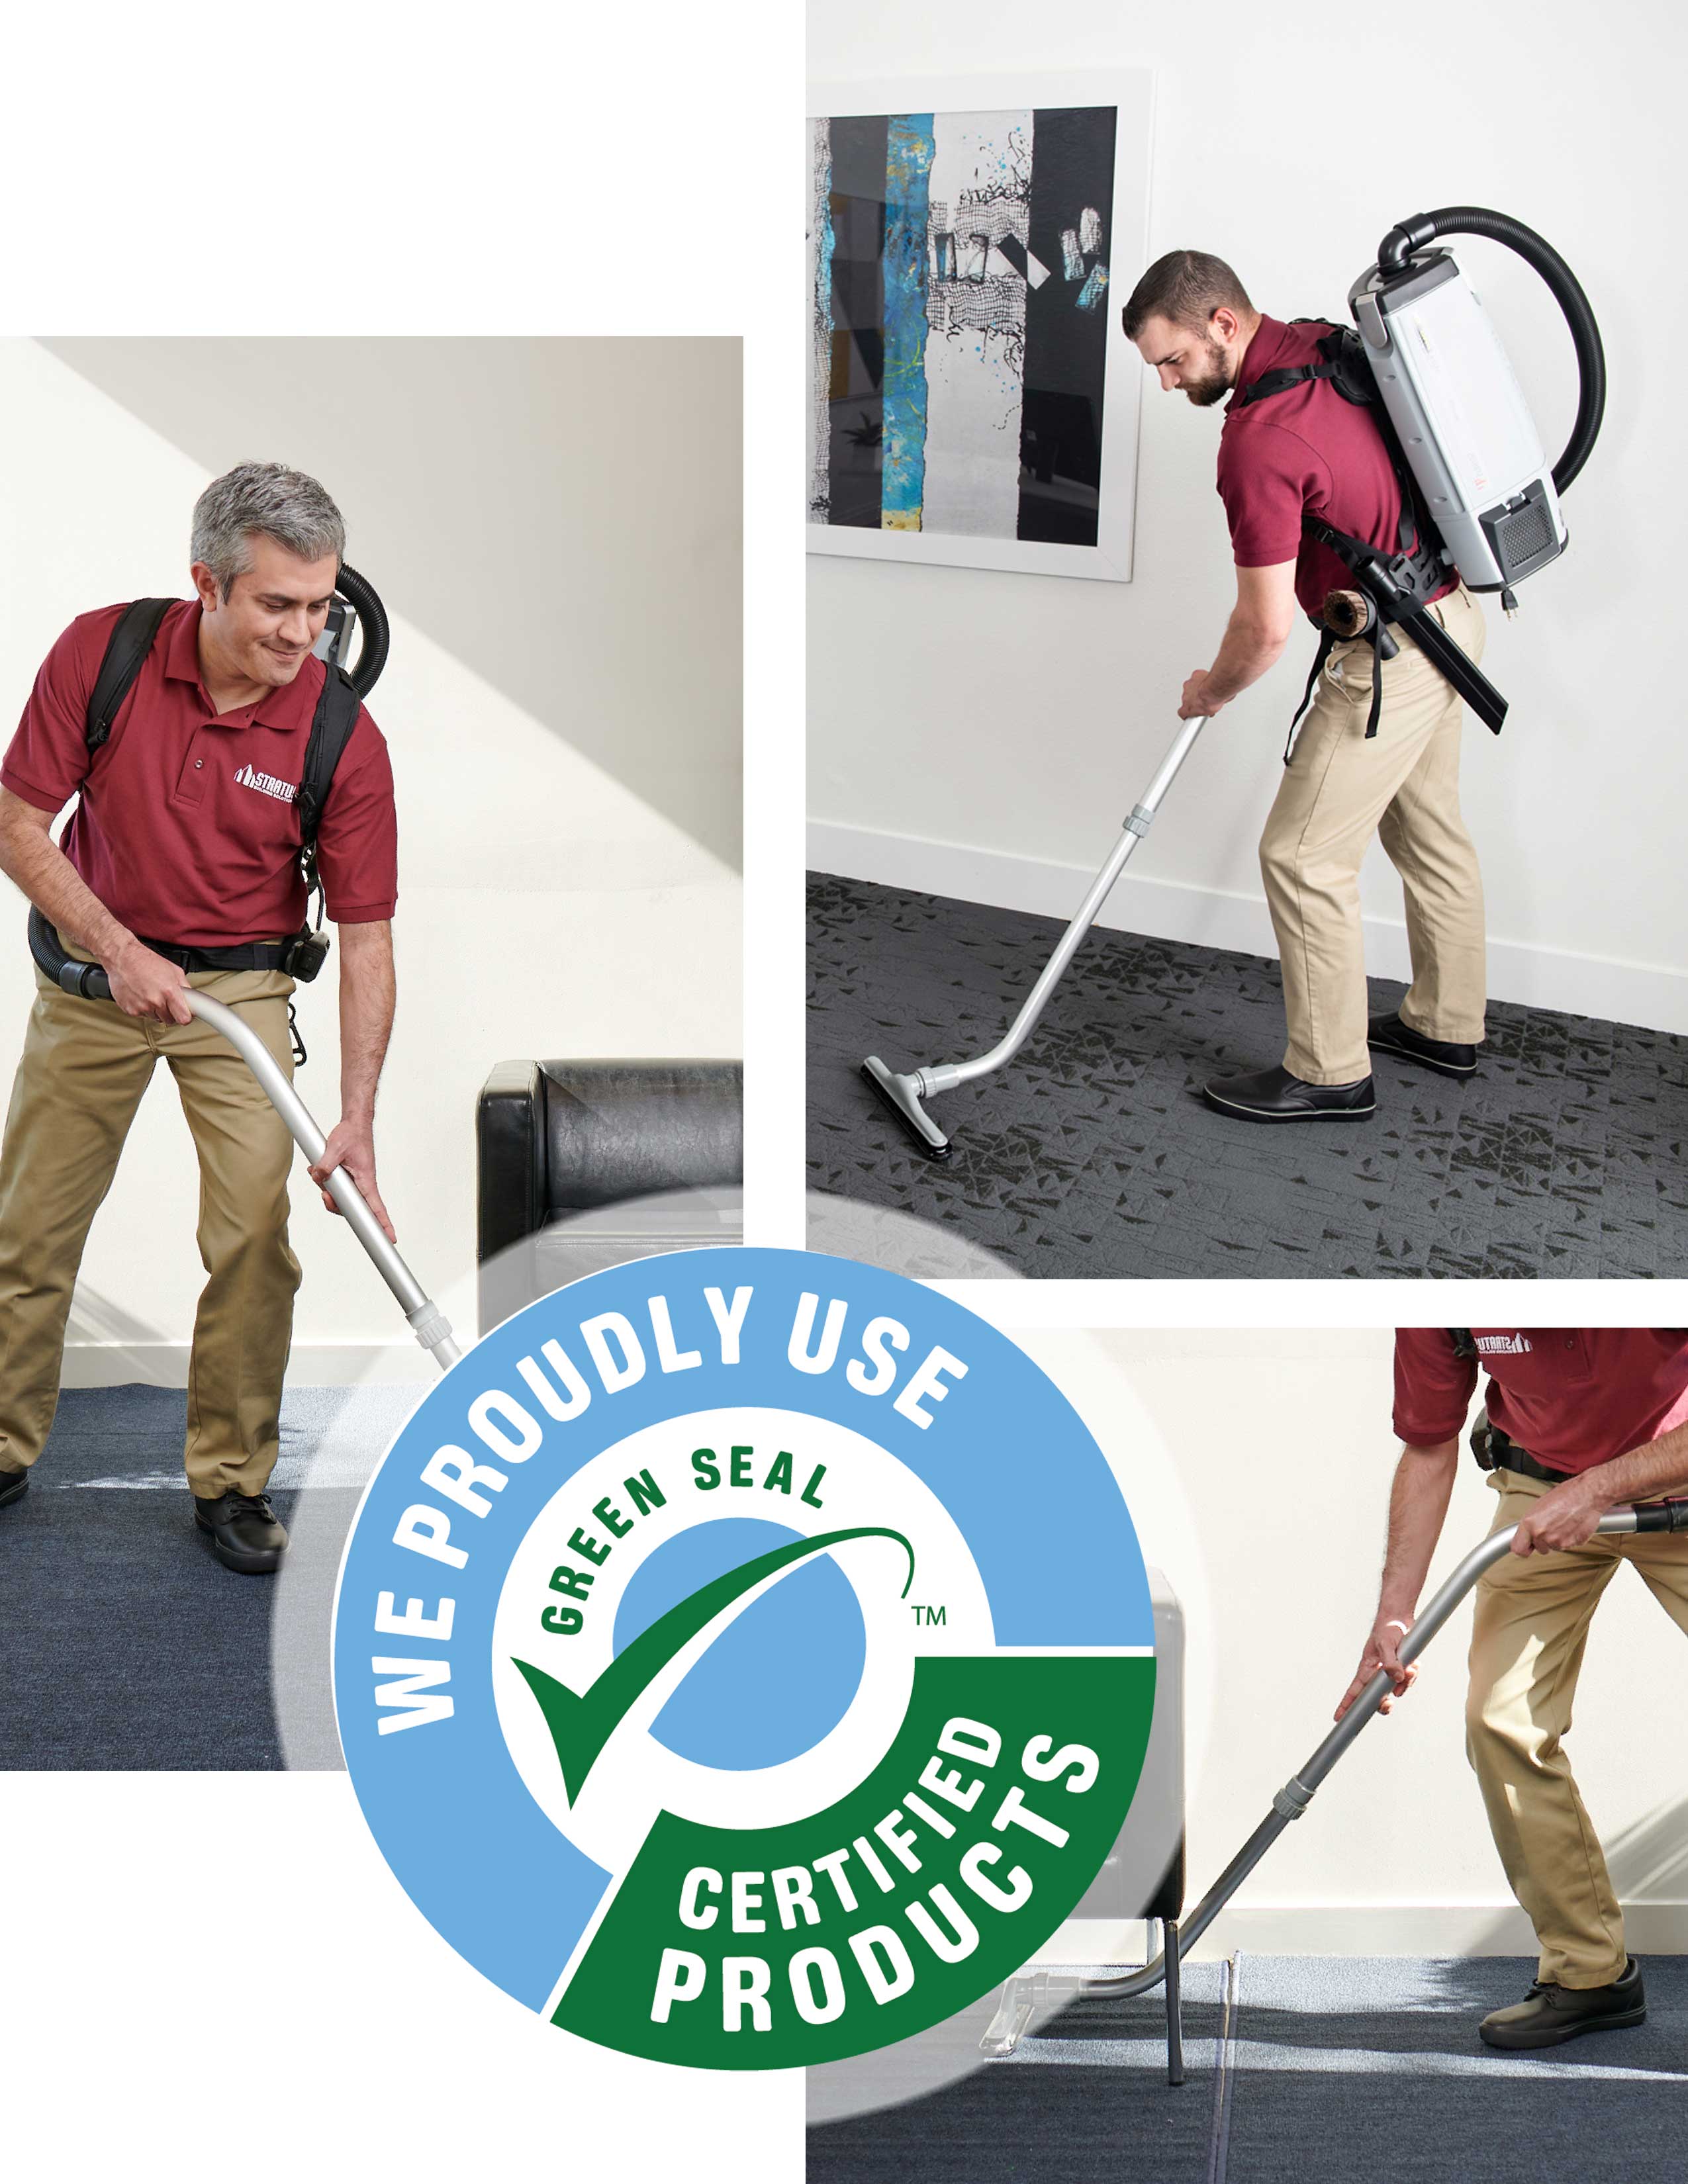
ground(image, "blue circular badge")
xmin=332 ymin=1247 xmax=1154 ymax=2067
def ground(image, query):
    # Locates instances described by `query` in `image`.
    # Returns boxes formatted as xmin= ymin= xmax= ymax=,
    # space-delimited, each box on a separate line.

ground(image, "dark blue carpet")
xmin=0 ymin=1383 xmax=417 ymax=1768
xmin=806 ymin=1954 xmax=1688 ymax=2182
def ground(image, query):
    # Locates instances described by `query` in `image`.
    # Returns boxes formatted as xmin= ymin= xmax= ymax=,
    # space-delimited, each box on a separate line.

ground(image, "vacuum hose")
xmin=1374 ymin=206 xmax=1606 ymax=494
xmin=25 ymin=909 xmax=460 ymax=1368
xmin=334 ymin=562 xmax=391 ymax=696
xmin=28 ymin=905 xmax=110 ymax=998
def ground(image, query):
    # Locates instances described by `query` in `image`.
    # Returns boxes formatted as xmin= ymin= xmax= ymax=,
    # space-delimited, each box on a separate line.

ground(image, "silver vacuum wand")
xmin=863 ymin=711 xmax=1213 ymax=1160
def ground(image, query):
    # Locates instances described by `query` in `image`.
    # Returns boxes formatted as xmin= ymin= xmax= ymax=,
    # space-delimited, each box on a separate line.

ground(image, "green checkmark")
xmin=513 ymin=1525 xmax=915 ymax=1803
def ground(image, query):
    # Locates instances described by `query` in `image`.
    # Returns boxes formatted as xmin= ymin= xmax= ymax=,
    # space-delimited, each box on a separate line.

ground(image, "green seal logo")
xmin=334 ymin=1248 xmax=1154 ymax=2066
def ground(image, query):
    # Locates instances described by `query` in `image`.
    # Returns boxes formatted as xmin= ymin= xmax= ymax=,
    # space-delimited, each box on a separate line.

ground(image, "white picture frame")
xmin=806 ymin=69 xmax=1155 ymax=582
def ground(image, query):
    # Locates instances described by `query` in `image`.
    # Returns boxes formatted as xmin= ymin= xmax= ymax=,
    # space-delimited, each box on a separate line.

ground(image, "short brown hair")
xmin=1121 ymin=250 xmax=1253 ymax=340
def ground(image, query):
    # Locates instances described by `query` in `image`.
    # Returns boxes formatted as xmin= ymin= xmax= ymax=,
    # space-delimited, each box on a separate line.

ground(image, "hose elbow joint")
xmin=1376 ymin=212 xmax=1438 ymax=274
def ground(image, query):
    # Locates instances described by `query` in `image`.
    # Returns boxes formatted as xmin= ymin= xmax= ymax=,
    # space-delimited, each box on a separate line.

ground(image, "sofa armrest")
xmin=477 ymin=1060 xmax=546 ymax=1269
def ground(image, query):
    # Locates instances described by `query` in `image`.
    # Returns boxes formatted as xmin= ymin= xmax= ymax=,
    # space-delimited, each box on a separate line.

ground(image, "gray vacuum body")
xmin=1350 ymin=243 xmax=1574 ymax=594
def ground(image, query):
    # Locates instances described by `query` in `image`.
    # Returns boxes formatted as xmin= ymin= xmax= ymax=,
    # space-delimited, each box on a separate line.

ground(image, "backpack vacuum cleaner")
xmin=982 ymin=1493 xmax=1687 ymax=2085
xmin=27 ymin=569 xmax=460 ymax=1374
xmin=862 ymin=205 xmax=1607 ymax=1160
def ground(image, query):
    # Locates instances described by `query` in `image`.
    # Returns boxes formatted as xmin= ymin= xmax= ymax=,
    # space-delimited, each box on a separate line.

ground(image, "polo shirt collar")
xmin=162 ymin=600 xmax=316 ymax=732
xmin=1227 ymin=314 xmax=1291 ymax=412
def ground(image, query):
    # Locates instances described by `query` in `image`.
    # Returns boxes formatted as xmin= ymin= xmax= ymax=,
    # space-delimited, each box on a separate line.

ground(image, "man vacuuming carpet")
xmin=1340 ymin=1328 xmax=1688 ymax=2049
xmin=0 ymin=463 xmax=398 ymax=1574
xmin=1124 ymin=252 xmax=1487 ymax=1124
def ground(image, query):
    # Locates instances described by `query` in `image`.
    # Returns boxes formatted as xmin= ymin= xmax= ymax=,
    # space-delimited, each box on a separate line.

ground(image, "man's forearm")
xmin=0 ymin=817 xmax=136 ymax=966
xmin=1377 ymin=1438 xmax=1461 ymax=1621
xmin=1571 ymin=1421 xmax=1688 ymax=1509
xmin=1203 ymin=612 xmax=1289 ymax=705
xmin=336 ymin=921 xmax=395 ymax=1124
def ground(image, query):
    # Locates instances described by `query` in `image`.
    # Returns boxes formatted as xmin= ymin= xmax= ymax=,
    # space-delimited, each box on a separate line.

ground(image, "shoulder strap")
xmin=85 ymin=598 xmax=174 ymax=752
xmin=1234 ymin=328 xmax=1377 ymax=414
xmin=1231 ymin=361 xmax=1331 ymax=411
xmin=295 ymin=664 xmax=362 ymax=891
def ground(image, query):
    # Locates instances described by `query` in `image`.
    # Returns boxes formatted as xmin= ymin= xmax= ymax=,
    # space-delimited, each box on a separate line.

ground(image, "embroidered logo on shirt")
xmin=1474 ymin=1334 xmax=1532 ymax=1354
xmin=232 ymin=762 xmax=298 ymax=803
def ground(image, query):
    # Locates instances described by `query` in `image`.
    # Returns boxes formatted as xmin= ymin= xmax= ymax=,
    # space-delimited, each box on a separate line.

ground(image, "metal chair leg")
xmin=1164 ymin=1917 xmax=1184 ymax=2085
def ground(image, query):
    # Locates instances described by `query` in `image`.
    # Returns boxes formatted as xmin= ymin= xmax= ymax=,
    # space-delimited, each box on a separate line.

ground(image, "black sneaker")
xmin=193 ymin=1490 xmax=289 ymax=1574
xmin=0 ymin=1465 xmax=28 ymax=1510
xmin=1366 ymin=1011 xmax=1479 ymax=1079
xmin=1202 ymin=1064 xmax=1376 ymax=1123
xmin=1479 ymin=1958 xmax=1646 ymax=2050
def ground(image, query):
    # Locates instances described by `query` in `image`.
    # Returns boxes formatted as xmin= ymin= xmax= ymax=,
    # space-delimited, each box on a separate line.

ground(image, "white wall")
xmin=0 ymin=338 xmax=741 ymax=1383
xmin=1016 ymin=1330 xmax=1688 ymax=1958
xmin=41 ymin=338 xmax=744 ymax=870
xmin=808 ymin=4 xmax=1688 ymax=1033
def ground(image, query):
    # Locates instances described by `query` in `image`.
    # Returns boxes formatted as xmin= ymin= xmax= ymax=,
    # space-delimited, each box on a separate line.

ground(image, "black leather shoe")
xmin=0 ymin=1465 xmax=28 ymax=1509
xmin=1203 ymin=1064 xmax=1376 ymax=1122
xmin=1367 ymin=1011 xmax=1479 ymax=1079
xmin=1479 ymin=1958 xmax=1646 ymax=2050
xmin=194 ymin=1490 xmax=288 ymax=1574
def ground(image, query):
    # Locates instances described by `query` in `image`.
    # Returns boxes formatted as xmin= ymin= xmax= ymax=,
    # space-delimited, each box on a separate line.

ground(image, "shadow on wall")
xmin=64 ymin=1286 xmax=172 ymax=1386
xmin=1452 ymin=1796 xmax=1688 ymax=1960
xmin=1605 ymin=1797 xmax=1688 ymax=1909
xmin=40 ymin=336 xmax=744 ymax=868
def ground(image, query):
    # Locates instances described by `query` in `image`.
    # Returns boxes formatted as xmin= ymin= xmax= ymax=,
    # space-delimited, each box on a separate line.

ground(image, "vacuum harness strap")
xmin=1473 ymin=1425 xmax=1572 ymax=1488
xmin=133 ymin=936 xmax=290 ymax=974
xmin=81 ymin=596 xmax=363 ymax=985
xmin=86 ymin=598 xmax=173 ymax=751
xmin=1234 ymin=327 xmax=1509 ymax=760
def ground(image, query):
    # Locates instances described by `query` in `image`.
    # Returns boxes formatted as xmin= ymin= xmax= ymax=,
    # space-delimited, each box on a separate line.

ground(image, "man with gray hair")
xmin=0 ymin=461 xmax=399 ymax=1574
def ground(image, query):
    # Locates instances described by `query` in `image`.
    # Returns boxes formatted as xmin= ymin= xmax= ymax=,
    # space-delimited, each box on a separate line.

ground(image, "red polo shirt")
xmin=3 ymin=600 xmax=398 ymax=948
xmin=1217 ymin=315 xmax=1455 ymax=620
xmin=1393 ymin=1330 xmax=1688 ymax=1475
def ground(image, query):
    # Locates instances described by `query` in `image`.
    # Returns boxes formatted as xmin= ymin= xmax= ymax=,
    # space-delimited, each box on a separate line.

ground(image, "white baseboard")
xmin=810 ymin=819 xmax=1688 ymax=1037
xmin=60 ymin=1342 xmax=435 ymax=1389
xmin=1039 ymin=1905 xmax=1688 ymax=1965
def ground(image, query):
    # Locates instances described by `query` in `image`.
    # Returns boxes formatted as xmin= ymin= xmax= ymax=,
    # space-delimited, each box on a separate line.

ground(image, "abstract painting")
xmin=808 ymin=72 xmax=1152 ymax=580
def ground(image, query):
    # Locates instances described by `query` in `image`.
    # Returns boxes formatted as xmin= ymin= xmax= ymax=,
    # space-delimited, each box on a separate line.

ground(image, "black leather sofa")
xmin=476 ymin=1058 xmax=743 ymax=1333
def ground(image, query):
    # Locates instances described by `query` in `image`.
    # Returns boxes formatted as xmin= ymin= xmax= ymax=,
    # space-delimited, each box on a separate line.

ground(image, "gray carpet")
xmin=806 ymin=1954 xmax=1688 ymax=2183
xmin=807 ymin=872 xmax=1688 ymax=1279
xmin=0 ymin=1383 xmax=419 ymax=1769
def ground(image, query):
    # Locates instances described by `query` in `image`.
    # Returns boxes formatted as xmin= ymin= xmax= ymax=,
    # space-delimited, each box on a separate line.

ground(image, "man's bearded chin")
xmin=1184 ymin=336 xmax=1235 ymax=408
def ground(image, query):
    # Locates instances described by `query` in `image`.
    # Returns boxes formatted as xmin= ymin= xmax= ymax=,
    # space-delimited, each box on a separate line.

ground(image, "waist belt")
xmin=134 ymin=936 xmax=290 ymax=974
xmin=1474 ymin=1421 xmax=1571 ymax=1486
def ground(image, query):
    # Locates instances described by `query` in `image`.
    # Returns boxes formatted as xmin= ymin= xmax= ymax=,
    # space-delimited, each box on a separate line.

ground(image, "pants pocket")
xmin=1323 ymin=637 xmax=1374 ymax=700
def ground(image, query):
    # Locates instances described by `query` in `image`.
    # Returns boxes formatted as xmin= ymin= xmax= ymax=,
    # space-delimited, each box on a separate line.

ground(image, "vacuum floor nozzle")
xmin=861 ymin=1056 xmax=953 ymax=1159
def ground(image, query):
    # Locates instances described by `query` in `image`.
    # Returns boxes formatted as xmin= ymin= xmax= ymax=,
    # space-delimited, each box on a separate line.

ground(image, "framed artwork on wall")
xmin=807 ymin=69 xmax=1155 ymax=582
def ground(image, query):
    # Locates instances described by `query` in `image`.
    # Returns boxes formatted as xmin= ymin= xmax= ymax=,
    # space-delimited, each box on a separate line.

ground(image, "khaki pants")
xmin=1466 ymin=1467 xmax=1688 ymax=1987
xmin=0 ymin=966 xmax=301 ymax=1499
xmin=1259 ymin=585 xmax=1488 ymax=1084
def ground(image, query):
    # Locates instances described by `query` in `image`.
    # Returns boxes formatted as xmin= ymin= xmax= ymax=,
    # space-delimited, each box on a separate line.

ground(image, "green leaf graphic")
xmin=513 ymin=1525 xmax=915 ymax=1802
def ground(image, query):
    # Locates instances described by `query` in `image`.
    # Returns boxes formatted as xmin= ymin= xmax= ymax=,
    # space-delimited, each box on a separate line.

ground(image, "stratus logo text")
xmin=233 ymin=763 xmax=297 ymax=803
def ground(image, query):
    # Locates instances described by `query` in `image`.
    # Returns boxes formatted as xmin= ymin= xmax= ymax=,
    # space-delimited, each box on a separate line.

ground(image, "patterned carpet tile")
xmin=806 ymin=872 xmax=1687 ymax=1281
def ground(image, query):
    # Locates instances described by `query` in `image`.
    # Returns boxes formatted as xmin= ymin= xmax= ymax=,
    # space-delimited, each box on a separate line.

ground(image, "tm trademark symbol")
xmin=910 ymin=1603 xmax=947 ymax=1627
